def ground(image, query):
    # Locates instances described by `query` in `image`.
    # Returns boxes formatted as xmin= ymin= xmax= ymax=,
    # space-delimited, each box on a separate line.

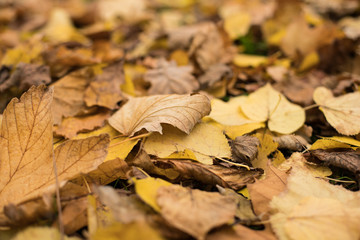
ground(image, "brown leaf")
xmin=55 ymin=109 xmax=110 ymax=139
xmin=230 ymin=136 xmax=260 ymax=165
xmin=0 ymin=85 xmax=110 ymax=210
xmin=51 ymin=68 xmax=91 ymax=125
xmin=108 ymin=93 xmax=211 ymax=136
xmin=247 ymin=163 xmax=288 ymax=217
xmin=198 ymin=63 xmax=231 ymax=88
xmin=157 ymin=184 xmax=237 ymax=240
xmin=307 ymin=148 xmax=360 ymax=180
xmin=273 ymin=134 xmax=309 ymax=151
xmin=206 ymin=225 xmax=276 ymax=240
xmin=144 ymin=59 xmax=199 ymax=95
xmin=155 ymin=160 xmax=263 ymax=190
xmin=85 ymin=61 xmax=125 ymax=109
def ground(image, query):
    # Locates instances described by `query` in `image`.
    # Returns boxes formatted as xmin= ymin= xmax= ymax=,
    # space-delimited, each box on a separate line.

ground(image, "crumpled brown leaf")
xmin=157 ymin=184 xmax=237 ymax=240
xmin=108 ymin=93 xmax=211 ymax=136
xmin=144 ymin=59 xmax=199 ymax=95
xmin=230 ymin=135 xmax=260 ymax=165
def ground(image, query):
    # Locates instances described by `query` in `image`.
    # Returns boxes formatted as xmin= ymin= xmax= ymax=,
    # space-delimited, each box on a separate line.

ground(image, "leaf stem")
xmin=304 ymin=104 xmax=319 ymax=111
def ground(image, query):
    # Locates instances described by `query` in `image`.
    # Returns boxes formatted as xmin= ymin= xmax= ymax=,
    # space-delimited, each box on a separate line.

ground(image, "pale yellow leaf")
xmin=241 ymin=84 xmax=305 ymax=134
xmin=313 ymin=86 xmax=360 ymax=135
xmin=143 ymin=123 xmax=231 ymax=165
xmin=108 ymin=93 xmax=211 ymax=136
xmin=224 ymin=13 xmax=251 ymax=39
xmin=12 ymin=227 xmax=80 ymax=240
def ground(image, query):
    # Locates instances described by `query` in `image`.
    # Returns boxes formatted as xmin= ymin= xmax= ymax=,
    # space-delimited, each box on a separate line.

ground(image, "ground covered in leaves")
xmin=1 ymin=0 xmax=360 ymax=239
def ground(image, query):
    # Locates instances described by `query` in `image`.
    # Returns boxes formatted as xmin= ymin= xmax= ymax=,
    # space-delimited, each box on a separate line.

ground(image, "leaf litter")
xmin=1 ymin=0 xmax=360 ymax=239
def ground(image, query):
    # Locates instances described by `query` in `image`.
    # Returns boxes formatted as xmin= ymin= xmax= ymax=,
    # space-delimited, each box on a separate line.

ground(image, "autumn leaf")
xmin=313 ymin=86 xmax=360 ymax=135
xmin=144 ymin=59 xmax=199 ymax=94
xmin=108 ymin=93 xmax=211 ymax=136
xmin=0 ymin=85 xmax=109 ymax=210
xmin=12 ymin=226 xmax=80 ymax=240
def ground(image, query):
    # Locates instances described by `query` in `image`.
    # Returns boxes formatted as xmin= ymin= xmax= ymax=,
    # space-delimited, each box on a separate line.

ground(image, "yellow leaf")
xmin=311 ymin=137 xmax=359 ymax=150
xmin=222 ymin=123 xmax=265 ymax=140
xmin=313 ymin=87 xmax=360 ymax=135
xmin=253 ymin=133 xmax=278 ymax=169
xmin=167 ymin=149 xmax=197 ymax=159
xmin=143 ymin=123 xmax=231 ymax=165
xmin=1 ymin=42 xmax=43 ymax=66
xmin=241 ymin=84 xmax=305 ymax=134
xmin=133 ymin=177 xmax=172 ymax=212
xmin=92 ymin=222 xmax=164 ymax=240
xmin=108 ymin=93 xmax=211 ymax=136
xmin=170 ymin=49 xmax=189 ymax=66
xmin=43 ymin=8 xmax=89 ymax=44
xmin=0 ymin=86 xmax=109 ymax=209
xmin=233 ymin=54 xmax=268 ymax=67
xmin=224 ymin=13 xmax=251 ymax=39
xmin=12 ymin=227 xmax=80 ymax=240
xmin=298 ymin=51 xmax=319 ymax=72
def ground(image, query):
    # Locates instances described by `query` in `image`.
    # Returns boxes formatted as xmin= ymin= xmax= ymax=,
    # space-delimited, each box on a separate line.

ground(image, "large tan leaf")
xmin=313 ymin=86 xmax=360 ymax=135
xmin=144 ymin=59 xmax=199 ymax=95
xmin=108 ymin=93 xmax=211 ymax=136
xmin=0 ymin=85 xmax=110 ymax=210
xmin=143 ymin=123 xmax=231 ymax=165
xmin=157 ymin=184 xmax=237 ymax=240
xmin=270 ymin=168 xmax=360 ymax=240
xmin=240 ymin=84 xmax=305 ymax=134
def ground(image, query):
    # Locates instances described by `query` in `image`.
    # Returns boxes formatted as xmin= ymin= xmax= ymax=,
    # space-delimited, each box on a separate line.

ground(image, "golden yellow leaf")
xmin=222 ymin=123 xmax=265 ymax=139
xmin=233 ymin=54 xmax=268 ymax=67
xmin=252 ymin=133 xmax=278 ymax=169
xmin=133 ymin=177 xmax=172 ymax=212
xmin=170 ymin=49 xmax=189 ymax=66
xmin=156 ymin=184 xmax=237 ymax=240
xmin=0 ymin=86 xmax=110 ymax=209
xmin=108 ymin=93 xmax=211 ymax=136
xmin=310 ymin=136 xmax=360 ymax=150
xmin=224 ymin=13 xmax=251 ymax=39
xmin=270 ymin=168 xmax=360 ymax=240
xmin=92 ymin=222 xmax=164 ymax=240
xmin=241 ymin=84 xmax=305 ymax=134
xmin=43 ymin=8 xmax=89 ymax=44
xmin=206 ymin=96 xmax=256 ymax=126
xmin=1 ymin=41 xmax=43 ymax=67
xmin=143 ymin=123 xmax=231 ymax=165
xmin=298 ymin=51 xmax=319 ymax=72
xmin=12 ymin=227 xmax=80 ymax=240
xmin=313 ymin=86 xmax=360 ymax=135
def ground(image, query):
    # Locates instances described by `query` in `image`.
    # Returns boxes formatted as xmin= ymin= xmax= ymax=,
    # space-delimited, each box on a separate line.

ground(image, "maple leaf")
xmin=313 ymin=86 xmax=360 ymax=135
xmin=0 ymin=85 xmax=109 ymax=210
xmin=108 ymin=93 xmax=211 ymax=136
xmin=144 ymin=59 xmax=199 ymax=95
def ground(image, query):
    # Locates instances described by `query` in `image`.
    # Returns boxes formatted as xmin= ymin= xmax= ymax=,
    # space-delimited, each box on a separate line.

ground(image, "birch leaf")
xmin=108 ymin=93 xmax=211 ymax=136
xmin=313 ymin=86 xmax=360 ymax=135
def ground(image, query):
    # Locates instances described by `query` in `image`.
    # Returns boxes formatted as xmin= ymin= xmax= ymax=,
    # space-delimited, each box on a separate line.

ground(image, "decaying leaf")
xmin=156 ymin=184 xmax=237 ymax=240
xmin=230 ymin=135 xmax=260 ymax=165
xmin=270 ymin=168 xmax=360 ymax=240
xmin=108 ymin=93 xmax=211 ymax=136
xmin=144 ymin=59 xmax=199 ymax=94
xmin=143 ymin=123 xmax=231 ymax=165
xmin=273 ymin=135 xmax=309 ymax=151
xmin=240 ymin=84 xmax=305 ymax=134
xmin=313 ymin=86 xmax=360 ymax=135
xmin=84 ymin=61 xmax=125 ymax=109
xmin=0 ymin=85 xmax=110 ymax=210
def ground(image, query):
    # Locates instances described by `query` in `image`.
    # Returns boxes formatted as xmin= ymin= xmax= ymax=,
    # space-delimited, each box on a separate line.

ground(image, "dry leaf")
xmin=143 ymin=123 xmax=231 ymax=165
xmin=241 ymin=84 xmax=305 ymax=134
xmin=144 ymin=59 xmax=199 ymax=95
xmin=206 ymin=224 xmax=276 ymax=240
xmin=108 ymin=93 xmax=211 ymax=136
xmin=313 ymin=86 xmax=360 ymax=135
xmin=270 ymin=168 xmax=360 ymax=240
xmin=0 ymin=85 xmax=110 ymax=209
xmin=273 ymin=135 xmax=309 ymax=151
xmin=198 ymin=63 xmax=231 ymax=88
xmin=12 ymin=226 xmax=80 ymax=240
xmin=51 ymin=68 xmax=91 ymax=125
xmin=230 ymin=135 xmax=260 ymax=165
xmin=157 ymin=184 xmax=237 ymax=240
xmin=85 ymin=61 xmax=125 ymax=109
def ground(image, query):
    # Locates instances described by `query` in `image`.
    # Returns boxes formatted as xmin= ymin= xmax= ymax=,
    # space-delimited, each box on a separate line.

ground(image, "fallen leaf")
xmin=273 ymin=134 xmax=309 ymax=151
xmin=206 ymin=224 xmax=276 ymax=240
xmin=270 ymin=168 xmax=360 ymax=240
xmin=223 ymin=13 xmax=251 ymax=39
xmin=240 ymin=84 xmax=305 ymax=134
xmin=108 ymin=93 xmax=211 ymax=136
xmin=198 ymin=63 xmax=231 ymax=88
xmin=12 ymin=226 xmax=80 ymax=240
xmin=230 ymin=135 xmax=260 ymax=165
xmin=0 ymin=85 xmax=110 ymax=209
xmin=339 ymin=17 xmax=360 ymax=39
xmin=98 ymin=0 xmax=148 ymax=22
xmin=85 ymin=61 xmax=125 ymax=109
xmin=156 ymin=184 xmax=237 ymax=240
xmin=54 ymin=110 xmax=110 ymax=139
xmin=311 ymin=136 xmax=360 ymax=150
xmin=313 ymin=86 xmax=360 ymax=135
xmin=143 ymin=123 xmax=231 ymax=165
xmin=144 ymin=59 xmax=199 ymax=95
xmin=233 ymin=54 xmax=268 ymax=67
xmin=51 ymin=68 xmax=91 ymax=125
xmin=252 ymin=133 xmax=279 ymax=169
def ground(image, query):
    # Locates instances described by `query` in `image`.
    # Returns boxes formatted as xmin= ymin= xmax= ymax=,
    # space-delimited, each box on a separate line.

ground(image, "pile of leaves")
xmin=1 ymin=0 xmax=360 ymax=239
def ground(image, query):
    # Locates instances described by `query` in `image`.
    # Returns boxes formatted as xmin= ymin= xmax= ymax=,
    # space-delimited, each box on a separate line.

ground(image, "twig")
xmin=52 ymin=151 xmax=64 ymax=240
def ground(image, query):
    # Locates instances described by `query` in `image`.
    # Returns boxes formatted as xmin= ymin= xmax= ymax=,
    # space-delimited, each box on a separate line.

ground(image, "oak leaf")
xmin=144 ymin=59 xmax=199 ymax=95
xmin=108 ymin=93 xmax=211 ymax=136
xmin=240 ymin=84 xmax=305 ymax=134
xmin=313 ymin=86 xmax=360 ymax=135
xmin=0 ymin=85 xmax=110 ymax=210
